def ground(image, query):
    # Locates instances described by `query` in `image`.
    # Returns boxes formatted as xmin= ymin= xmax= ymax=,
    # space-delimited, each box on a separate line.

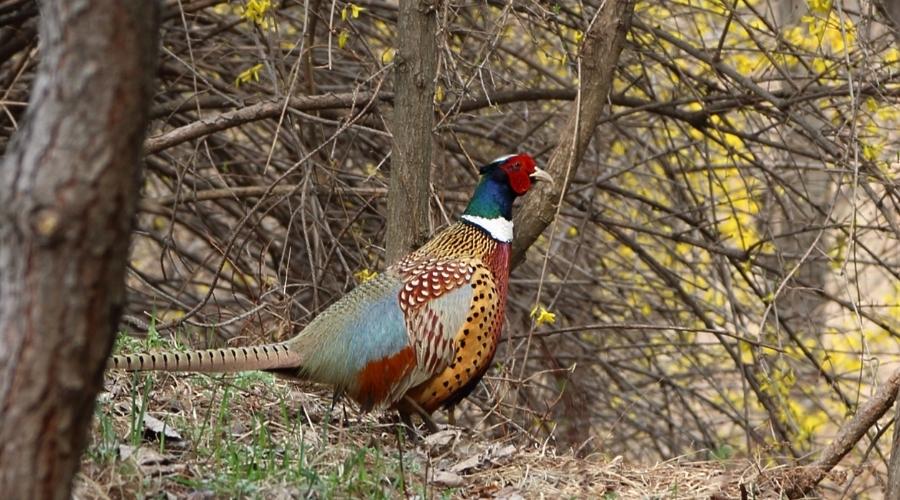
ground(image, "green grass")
xmin=81 ymin=332 xmax=764 ymax=499
xmin=86 ymin=335 xmax=448 ymax=498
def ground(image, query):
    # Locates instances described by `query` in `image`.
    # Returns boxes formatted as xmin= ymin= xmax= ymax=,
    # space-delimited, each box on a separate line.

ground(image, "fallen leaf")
xmin=133 ymin=447 xmax=172 ymax=466
xmin=491 ymin=444 xmax=516 ymax=460
xmin=451 ymin=444 xmax=517 ymax=473
xmin=450 ymin=454 xmax=482 ymax=473
xmin=184 ymin=491 xmax=216 ymax=500
xmin=118 ymin=444 xmax=137 ymax=461
xmin=493 ymin=486 xmax=525 ymax=500
xmin=119 ymin=445 xmax=184 ymax=476
xmin=142 ymin=413 xmax=183 ymax=442
xmin=141 ymin=462 xmax=186 ymax=476
xmin=423 ymin=429 xmax=459 ymax=454
xmin=430 ymin=470 xmax=465 ymax=487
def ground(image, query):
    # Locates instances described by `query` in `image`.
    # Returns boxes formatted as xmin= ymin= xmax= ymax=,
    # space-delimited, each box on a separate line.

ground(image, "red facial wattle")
xmin=500 ymin=154 xmax=537 ymax=195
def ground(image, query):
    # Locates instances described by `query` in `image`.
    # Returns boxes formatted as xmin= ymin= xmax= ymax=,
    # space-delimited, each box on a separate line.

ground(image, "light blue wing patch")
xmin=288 ymin=274 xmax=409 ymax=389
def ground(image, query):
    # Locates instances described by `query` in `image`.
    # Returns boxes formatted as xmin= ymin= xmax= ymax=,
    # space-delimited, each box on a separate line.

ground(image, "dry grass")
xmin=77 ymin=364 xmax=863 ymax=499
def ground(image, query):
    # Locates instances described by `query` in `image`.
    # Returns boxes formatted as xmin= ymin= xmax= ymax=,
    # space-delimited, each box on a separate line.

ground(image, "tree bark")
xmin=765 ymin=0 xmax=832 ymax=347
xmin=875 ymin=0 xmax=900 ymax=47
xmin=782 ymin=369 xmax=900 ymax=498
xmin=0 ymin=1 xmax=158 ymax=498
xmin=511 ymin=0 xmax=635 ymax=267
xmin=386 ymin=0 xmax=436 ymax=264
xmin=888 ymin=397 xmax=900 ymax=499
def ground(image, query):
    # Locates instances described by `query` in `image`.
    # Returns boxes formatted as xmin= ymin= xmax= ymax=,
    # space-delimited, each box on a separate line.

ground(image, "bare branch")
xmin=144 ymin=91 xmax=390 ymax=154
xmin=781 ymin=369 xmax=900 ymax=498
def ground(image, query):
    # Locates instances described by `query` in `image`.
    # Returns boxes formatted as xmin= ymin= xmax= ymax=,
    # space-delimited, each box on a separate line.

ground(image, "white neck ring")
xmin=461 ymin=214 xmax=514 ymax=243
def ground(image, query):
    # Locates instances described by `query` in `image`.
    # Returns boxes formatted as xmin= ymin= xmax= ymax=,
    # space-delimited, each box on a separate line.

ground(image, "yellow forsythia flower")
xmin=808 ymin=0 xmax=831 ymax=14
xmin=354 ymin=268 xmax=378 ymax=283
xmin=381 ymin=48 xmax=396 ymax=64
xmin=530 ymin=305 xmax=557 ymax=326
xmin=338 ymin=31 xmax=350 ymax=49
xmin=342 ymin=3 xmax=365 ymax=21
xmin=234 ymin=63 xmax=263 ymax=87
xmin=241 ymin=0 xmax=272 ymax=28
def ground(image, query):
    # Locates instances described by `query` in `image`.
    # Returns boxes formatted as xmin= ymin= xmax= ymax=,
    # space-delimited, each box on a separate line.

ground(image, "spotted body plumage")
xmin=109 ymin=153 xmax=552 ymax=428
xmin=403 ymin=244 xmax=509 ymax=412
xmin=395 ymin=225 xmax=510 ymax=412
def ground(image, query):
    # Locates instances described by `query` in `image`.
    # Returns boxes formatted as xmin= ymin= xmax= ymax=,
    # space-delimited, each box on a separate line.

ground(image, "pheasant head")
xmin=461 ymin=153 xmax=552 ymax=242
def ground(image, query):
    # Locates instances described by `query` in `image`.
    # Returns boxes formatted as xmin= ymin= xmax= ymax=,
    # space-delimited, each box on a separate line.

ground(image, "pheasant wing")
xmin=287 ymin=261 xmax=480 ymax=410
xmin=397 ymin=258 xmax=486 ymax=381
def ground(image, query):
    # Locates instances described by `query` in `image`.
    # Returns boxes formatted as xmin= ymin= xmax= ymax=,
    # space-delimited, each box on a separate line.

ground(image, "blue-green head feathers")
xmin=462 ymin=153 xmax=548 ymax=220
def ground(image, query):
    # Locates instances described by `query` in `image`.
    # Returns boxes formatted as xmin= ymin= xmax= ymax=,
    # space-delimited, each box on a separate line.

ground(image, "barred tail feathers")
xmin=109 ymin=343 xmax=302 ymax=373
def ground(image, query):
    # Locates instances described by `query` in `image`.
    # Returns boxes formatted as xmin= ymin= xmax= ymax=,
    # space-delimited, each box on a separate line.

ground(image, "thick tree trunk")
xmin=0 ymin=1 xmax=158 ymax=498
xmin=765 ymin=0 xmax=831 ymax=341
xmin=511 ymin=0 xmax=635 ymax=266
xmin=386 ymin=0 xmax=436 ymax=264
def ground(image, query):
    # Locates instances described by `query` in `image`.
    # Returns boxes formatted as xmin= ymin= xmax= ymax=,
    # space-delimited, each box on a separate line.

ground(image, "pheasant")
xmin=111 ymin=153 xmax=552 ymax=429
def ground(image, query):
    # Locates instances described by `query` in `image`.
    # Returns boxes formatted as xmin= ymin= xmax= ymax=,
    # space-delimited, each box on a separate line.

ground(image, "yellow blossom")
xmin=861 ymin=142 xmax=881 ymax=161
xmin=338 ymin=31 xmax=350 ymax=49
xmin=354 ymin=268 xmax=378 ymax=283
xmin=886 ymin=48 xmax=899 ymax=64
xmin=808 ymin=0 xmax=831 ymax=14
xmin=530 ymin=305 xmax=557 ymax=326
xmin=234 ymin=63 xmax=263 ymax=87
xmin=152 ymin=216 xmax=168 ymax=230
xmin=381 ymin=48 xmax=396 ymax=64
xmin=640 ymin=303 xmax=652 ymax=317
xmin=341 ymin=3 xmax=365 ymax=21
xmin=240 ymin=0 xmax=272 ymax=28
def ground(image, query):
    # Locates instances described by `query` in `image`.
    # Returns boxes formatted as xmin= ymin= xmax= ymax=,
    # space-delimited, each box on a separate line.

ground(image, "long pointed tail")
xmin=109 ymin=343 xmax=302 ymax=373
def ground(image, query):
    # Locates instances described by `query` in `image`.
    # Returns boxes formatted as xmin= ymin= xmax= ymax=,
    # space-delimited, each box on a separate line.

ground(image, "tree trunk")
xmin=888 ymin=398 xmax=900 ymax=498
xmin=766 ymin=0 xmax=832 ymax=338
xmin=0 ymin=1 xmax=158 ymax=498
xmin=385 ymin=0 xmax=436 ymax=264
xmin=511 ymin=0 xmax=635 ymax=267
xmin=876 ymin=0 xmax=900 ymax=47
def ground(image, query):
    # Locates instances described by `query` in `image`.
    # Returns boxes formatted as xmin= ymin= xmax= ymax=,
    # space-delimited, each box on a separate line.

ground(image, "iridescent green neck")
xmin=462 ymin=175 xmax=514 ymax=220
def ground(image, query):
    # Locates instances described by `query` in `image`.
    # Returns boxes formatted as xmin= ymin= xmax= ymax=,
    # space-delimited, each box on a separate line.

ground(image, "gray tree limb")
xmin=783 ymin=369 xmax=900 ymax=498
xmin=144 ymin=91 xmax=390 ymax=154
xmin=511 ymin=0 xmax=636 ymax=267
xmin=875 ymin=0 xmax=900 ymax=47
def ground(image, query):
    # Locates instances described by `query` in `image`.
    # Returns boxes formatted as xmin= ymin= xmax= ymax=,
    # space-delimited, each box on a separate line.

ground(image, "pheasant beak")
xmin=529 ymin=167 xmax=554 ymax=185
